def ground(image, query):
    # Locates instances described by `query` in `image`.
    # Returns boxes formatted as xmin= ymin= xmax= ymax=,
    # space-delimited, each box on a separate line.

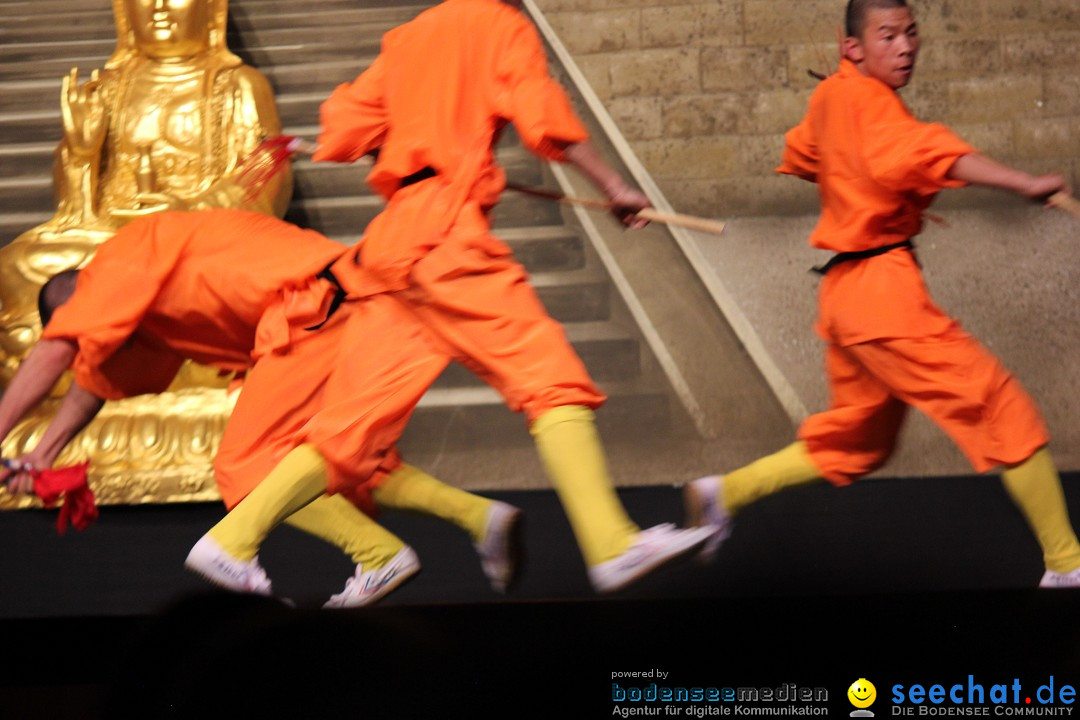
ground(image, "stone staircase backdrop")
xmin=0 ymin=0 xmax=793 ymax=493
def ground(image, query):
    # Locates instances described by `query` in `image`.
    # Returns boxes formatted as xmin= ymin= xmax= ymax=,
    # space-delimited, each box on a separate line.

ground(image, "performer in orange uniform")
xmin=686 ymin=0 xmax=1080 ymax=588
xmin=0 ymin=209 xmax=520 ymax=606
xmin=198 ymin=0 xmax=714 ymax=594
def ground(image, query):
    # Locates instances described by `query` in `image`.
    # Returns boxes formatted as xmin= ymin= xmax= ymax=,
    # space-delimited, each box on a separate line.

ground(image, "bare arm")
xmin=947 ymin=154 xmax=1070 ymax=201
xmin=561 ymin=141 xmax=652 ymax=229
xmin=0 ymin=338 xmax=93 ymax=494
xmin=0 ymin=338 xmax=77 ymax=442
xmin=5 ymin=382 xmax=105 ymax=493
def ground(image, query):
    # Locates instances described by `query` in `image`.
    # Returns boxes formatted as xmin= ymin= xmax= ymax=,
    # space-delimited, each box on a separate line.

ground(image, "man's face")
xmin=846 ymin=7 xmax=920 ymax=89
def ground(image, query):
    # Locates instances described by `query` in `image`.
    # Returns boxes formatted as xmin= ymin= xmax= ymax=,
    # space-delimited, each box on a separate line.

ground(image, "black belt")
xmin=400 ymin=166 xmax=436 ymax=188
xmin=811 ymin=239 xmax=915 ymax=275
xmin=305 ymin=265 xmax=348 ymax=331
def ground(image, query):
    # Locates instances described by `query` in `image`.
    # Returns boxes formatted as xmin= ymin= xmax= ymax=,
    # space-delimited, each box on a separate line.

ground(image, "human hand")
xmin=1 ymin=456 xmax=40 ymax=496
xmin=606 ymin=184 xmax=653 ymax=230
xmin=1019 ymin=172 xmax=1069 ymax=203
xmin=60 ymin=68 xmax=106 ymax=159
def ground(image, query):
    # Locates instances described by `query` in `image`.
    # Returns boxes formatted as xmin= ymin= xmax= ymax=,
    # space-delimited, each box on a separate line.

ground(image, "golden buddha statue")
xmin=0 ymin=0 xmax=292 ymax=507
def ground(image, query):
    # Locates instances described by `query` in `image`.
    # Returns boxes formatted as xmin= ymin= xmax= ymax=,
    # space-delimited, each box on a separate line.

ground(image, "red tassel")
xmin=4 ymin=460 xmax=98 ymax=535
xmin=235 ymin=135 xmax=301 ymax=202
xmin=33 ymin=462 xmax=97 ymax=534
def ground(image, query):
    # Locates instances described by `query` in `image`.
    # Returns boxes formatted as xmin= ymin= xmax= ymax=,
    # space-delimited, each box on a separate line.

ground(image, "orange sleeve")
xmin=776 ymin=111 xmax=819 ymax=182
xmin=78 ymin=336 xmax=184 ymax=400
xmin=313 ymin=53 xmax=389 ymax=164
xmin=42 ymin=214 xmax=187 ymax=399
xmin=857 ymin=85 xmax=974 ymax=193
xmin=494 ymin=15 xmax=588 ymax=162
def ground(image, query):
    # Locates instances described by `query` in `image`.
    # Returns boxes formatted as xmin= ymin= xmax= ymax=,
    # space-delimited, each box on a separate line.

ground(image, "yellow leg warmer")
xmin=209 ymin=444 xmax=328 ymax=561
xmin=531 ymin=405 xmax=638 ymax=567
xmin=285 ymin=494 xmax=406 ymax=568
xmin=723 ymin=441 xmax=823 ymax=515
xmin=372 ymin=463 xmax=492 ymax=543
xmin=1001 ymin=447 xmax=1080 ymax=573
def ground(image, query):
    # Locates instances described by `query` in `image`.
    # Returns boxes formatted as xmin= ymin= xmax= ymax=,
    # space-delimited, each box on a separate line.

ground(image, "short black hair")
xmin=845 ymin=0 xmax=910 ymax=38
xmin=37 ymin=269 xmax=79 ymax=328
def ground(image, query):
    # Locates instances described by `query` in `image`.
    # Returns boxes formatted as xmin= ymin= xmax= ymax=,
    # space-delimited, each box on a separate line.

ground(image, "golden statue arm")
xmin=52 ymin=69 xmax=108 ymax=229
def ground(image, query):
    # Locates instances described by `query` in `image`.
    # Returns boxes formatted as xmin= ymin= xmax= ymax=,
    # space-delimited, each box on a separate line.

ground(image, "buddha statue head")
xmin=108 ymin=0 xmax=240 ymax=67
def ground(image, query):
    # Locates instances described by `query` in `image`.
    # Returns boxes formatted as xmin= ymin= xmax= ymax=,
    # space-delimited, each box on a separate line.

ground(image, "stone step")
xmin=329 ymin=224 xmax=589 ymax=275
xmin=0 ymin=78 xmax=65 ymax=114
xmin=262 ymin=60 xmax=372 ymax=95
xmin=0 ymin=175 xmax=53 ymax=215
xmin=281 ymin=120 xmax=523 ymax=152
xmin=0 ymin=142 xmax=55 ymax=178
xmin=0 ymin=144 xmax=542 ymax=206
xmin=290 ymin=152 xmax=543 ymax=200
xmin=0 ymin=59 xmax=372 ymax=114
xmin=1 ymin=5 xmax=427 ymax=41
xmin=0 ymin=211 xmax=50 ymax=242
xmin=403 ymin=378 xmax=671 ymax=449
xmin=0 ymin=38 xmax=118 ymax=64
xmin=0 ymin=0 xmax=430 ymax=18
xmin=0 ymin=55 xmax=110 ymax=83
xmin=284 ymin=192 xmax=565 ymax=237
xmin=0 ymin=28 xmax=386 ymax=66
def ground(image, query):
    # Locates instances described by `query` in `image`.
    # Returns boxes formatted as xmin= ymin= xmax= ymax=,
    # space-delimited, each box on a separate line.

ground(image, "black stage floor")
xmin=2 ymin=475 xmax=1079 ymax=717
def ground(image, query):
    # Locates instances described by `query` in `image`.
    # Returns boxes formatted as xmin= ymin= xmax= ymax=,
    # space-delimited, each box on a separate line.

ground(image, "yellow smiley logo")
xmin=848 ymin=678 xmax=877 ymax=709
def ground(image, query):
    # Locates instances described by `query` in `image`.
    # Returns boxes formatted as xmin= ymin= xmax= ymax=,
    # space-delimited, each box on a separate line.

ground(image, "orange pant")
xmin=799 ymin=324 xmax=1049 ymax=485
xmin=213 ymin=294 xmax=437 ymax=509
xmin=215 ymin=219 xmax=605 ymax=509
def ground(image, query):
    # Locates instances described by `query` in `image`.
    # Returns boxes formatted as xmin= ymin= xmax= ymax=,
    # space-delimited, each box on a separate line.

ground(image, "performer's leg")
xmin=372 ymin=462 xmax=523 ymax=592
xmin=285 ymin=494 xmax=406 ymax=567
xmin=208 ymin=443 xmax=328 ymax=561
xmin=187 ymin=444 xmax=330 ymax=594
xmin=214 ymin=305 xmax=354 ymax=510
xmin=686 ymin=343 xmax=905 ymax=558
xmin=372 ymin=463 xmax=491 ymax=543
xmin=531 ymin=405 xmax=638 ymax=566
xmin=407 ymin=232 xmax=713 ymax=590
xmin=846 ymin=329 xmax=1078 ymax=583
xmin=1000 ymin=448 xmax=1080 ymax=575
xmin=722 ymin=441 xmax=822 ymax=513
xmin=408 ymin=238 xmax=641 ymax=566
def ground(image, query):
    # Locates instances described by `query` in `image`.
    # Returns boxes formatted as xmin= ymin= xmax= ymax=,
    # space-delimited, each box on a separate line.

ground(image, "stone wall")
xmin=534 ymin=0 xmax=1080 ymax=218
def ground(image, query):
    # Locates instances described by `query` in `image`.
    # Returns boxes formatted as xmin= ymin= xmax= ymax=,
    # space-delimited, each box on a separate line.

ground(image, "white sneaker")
xmin=683 ymin=475 xmax=733 ymax=562
xmin=185 ymin=535 xmax=273 ymax=596
xmin=323 ymin=546 xmax=420 ymax=609
xmin=474 ymin=501 xmax=523 ymax=593
xmin=1039 ymin=567 xmax=1080 ymax=588
xmin=587 ymin=524 xmax=716 ymax=594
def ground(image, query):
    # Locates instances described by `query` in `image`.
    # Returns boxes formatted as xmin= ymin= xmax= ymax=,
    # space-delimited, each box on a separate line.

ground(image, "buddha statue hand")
xmin=110 ymin=191 xmax=187 ymax=221
xmin=60 ymin=68 xmax=106 ymax=160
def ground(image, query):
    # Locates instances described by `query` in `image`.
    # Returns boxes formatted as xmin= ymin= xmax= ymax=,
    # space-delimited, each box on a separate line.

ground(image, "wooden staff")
xmin=1049 ymin=192 xmax=1080 ymax=220
xmin=505 ymin=183 xmax=727 ymax=236
xmin=240 ymin=136 xmax=726 ymax=235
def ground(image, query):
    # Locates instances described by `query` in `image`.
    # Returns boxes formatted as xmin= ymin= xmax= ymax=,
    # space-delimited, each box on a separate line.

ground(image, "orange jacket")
xmin=314 ymin=0 xmax=588 ymax=293
xmin=43 ymin=210 xmax=344 ymax=399
xmin=779 ymin=59 xmax=973 ymax=253
xmin=779 ymin=60 xmax=976 ymax=346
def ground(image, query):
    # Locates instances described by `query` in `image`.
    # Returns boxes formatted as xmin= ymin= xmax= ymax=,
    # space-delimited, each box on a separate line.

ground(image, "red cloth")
xmin=31 ymin=463 xmax=97 ymax=534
